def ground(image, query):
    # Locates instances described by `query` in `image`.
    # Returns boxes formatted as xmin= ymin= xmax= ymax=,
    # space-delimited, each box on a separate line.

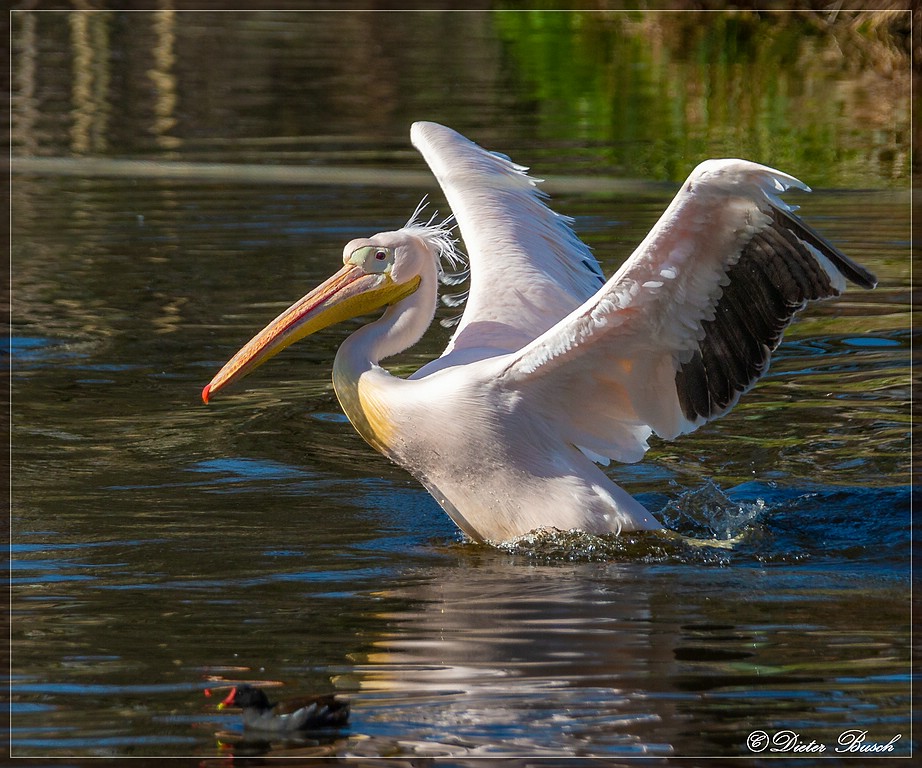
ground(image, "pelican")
xmin=203 ymin=122 xmax=876 ymax=544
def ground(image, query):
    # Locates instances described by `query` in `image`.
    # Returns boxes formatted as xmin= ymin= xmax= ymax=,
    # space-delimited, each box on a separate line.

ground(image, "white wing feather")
xmin=411 ymin=121 xmax=605 ymax=357
xmin=502 ymin=159 xmax=875 ymax=464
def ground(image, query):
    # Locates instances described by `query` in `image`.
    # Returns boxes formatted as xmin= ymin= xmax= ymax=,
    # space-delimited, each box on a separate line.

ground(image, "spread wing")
xmin=502 ymin=159 xmax=877 ymax=464
xmin=411 ymin=121 xmax=605 ymax=357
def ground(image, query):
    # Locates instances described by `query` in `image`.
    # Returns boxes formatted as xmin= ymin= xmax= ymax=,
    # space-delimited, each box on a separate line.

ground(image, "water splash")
xmin=657 ymin=480 xmax=767 ymax=541
xmin=494 ymin=482 xmax=769 ymax=564
xmin=495 ymin=526 xmax=745 ymax=564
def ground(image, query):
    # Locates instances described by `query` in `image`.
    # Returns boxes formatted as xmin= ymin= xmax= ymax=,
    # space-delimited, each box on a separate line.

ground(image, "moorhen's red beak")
xmin=217 ymin=689 xmax=237 ymax=710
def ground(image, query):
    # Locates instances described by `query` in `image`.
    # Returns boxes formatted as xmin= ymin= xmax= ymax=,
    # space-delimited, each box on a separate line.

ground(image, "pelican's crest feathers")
xmin=402 ymin=199 xmax=466 ymax=285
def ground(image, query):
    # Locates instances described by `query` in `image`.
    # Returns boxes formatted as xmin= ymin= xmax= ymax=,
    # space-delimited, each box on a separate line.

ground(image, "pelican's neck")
xmin=339 ymin=268 xmax=438 ymax=372
xmin=331 ymin=269 xmax=437 ymax=453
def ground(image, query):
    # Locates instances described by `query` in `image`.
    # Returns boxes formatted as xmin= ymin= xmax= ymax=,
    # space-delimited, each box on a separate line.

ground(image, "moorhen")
xmin=215 ymin=684 xmax=349 ymax=734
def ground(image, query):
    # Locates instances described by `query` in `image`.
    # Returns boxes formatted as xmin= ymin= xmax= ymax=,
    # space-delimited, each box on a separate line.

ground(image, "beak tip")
xmin=202 ymin=384 xmax=211 ymax=404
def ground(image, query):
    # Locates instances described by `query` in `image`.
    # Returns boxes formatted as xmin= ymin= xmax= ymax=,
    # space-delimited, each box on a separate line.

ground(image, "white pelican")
xmin=203 ymin=122 xmax=876 ymax=544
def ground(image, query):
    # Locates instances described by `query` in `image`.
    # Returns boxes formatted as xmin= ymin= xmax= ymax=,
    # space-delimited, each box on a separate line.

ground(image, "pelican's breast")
xmin=332 ymin=360 xmax=395 ymax=456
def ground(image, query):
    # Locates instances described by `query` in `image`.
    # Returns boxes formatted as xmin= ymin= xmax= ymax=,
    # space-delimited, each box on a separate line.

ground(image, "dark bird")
xmin=215 ymin=684 xmax=349 ymax=734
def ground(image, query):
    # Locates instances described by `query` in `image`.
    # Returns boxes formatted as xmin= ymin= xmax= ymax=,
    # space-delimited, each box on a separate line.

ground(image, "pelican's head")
xmin=202 ymin=212 xmax=460 ymax=403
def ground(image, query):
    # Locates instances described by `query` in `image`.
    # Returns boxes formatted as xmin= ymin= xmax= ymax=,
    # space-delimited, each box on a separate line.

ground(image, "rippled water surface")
xmin=10 ymin=9 xmax=913 ymax=761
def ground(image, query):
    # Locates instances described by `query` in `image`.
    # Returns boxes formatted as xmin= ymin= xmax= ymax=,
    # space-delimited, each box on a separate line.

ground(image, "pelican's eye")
xmin=348 ymin=245 xmax=394 ymax=274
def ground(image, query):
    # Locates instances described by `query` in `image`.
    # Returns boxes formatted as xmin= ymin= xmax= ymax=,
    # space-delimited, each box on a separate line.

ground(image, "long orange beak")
xmin=202 ymin=263 xmax=418 ymax=403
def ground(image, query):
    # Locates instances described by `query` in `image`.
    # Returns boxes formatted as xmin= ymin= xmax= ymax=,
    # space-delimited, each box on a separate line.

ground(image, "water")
xmin=10 ymin=9 xmax=913 ymax=761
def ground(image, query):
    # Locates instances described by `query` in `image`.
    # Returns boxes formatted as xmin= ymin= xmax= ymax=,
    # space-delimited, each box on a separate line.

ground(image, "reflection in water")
xmin=13 ymin=10 xmax=39 ymax=157
xmin=327 ymin=544 xmax=906 ymax=759
xmin=148 ymin=9 xmax=180 ymax=151
xmin=10 ymin=10 xmax=910 ymax=184
xmin=495 ymin=11 xmax=911 ymax=183
xmin=69 ymin=12 xmax=110 ymax=155
xmin=352 ymin=565 xmax=675 ymax=757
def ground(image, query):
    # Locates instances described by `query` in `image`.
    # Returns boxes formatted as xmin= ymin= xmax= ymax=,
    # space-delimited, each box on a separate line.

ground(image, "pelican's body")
xmin=204 ymin=122 xmax=876 ymax=543
xmin=334 ymin=345 xmax=656 ymax=540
